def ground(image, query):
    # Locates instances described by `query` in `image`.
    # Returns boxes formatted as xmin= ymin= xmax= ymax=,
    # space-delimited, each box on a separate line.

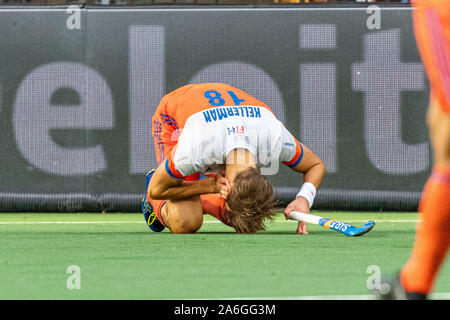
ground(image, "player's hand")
xmin=283 ymin=197 xmax=310 ymax=235
xmin=213 ymin=171 xmax=231 ymax=199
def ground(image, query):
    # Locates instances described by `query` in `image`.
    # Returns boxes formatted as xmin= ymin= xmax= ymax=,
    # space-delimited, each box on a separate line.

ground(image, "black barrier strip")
xmin=84 ymin=4 xmax=413 ymax=10
xmin=275 ymin=188 xmax=421 ymax=212
xmin=0 ymin=188 xmax=420 ymax=213
xmin=0 ymin=4 xmax=412 ymax=11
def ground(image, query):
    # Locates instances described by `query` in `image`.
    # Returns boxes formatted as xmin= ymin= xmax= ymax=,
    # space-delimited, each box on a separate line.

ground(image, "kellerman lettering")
xmin=203 ymin=106 xmax=262 ymax=123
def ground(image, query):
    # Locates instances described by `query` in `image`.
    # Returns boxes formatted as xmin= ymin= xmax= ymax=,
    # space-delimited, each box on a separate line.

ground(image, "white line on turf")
xmin=0 ymin=220 xmax=420 ymax=225
xmin=0 ymin=221 xmax=144 ymax=224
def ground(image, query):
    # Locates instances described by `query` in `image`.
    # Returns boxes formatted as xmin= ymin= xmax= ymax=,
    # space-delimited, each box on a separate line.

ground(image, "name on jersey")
xmin=202 ymin=106 xmax=261 ymax=123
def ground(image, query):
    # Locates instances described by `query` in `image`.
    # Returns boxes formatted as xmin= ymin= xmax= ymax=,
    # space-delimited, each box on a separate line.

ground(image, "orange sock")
xmin=146 ymin=194 xmax=167 ymax=227
xmin=401 ymin=165 xmax=450 ymax=294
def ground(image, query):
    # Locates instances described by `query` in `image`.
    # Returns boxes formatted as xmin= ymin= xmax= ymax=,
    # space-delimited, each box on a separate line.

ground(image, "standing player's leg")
xmin=400 ymin=2 xmax=450 ymax=297
xmin=374 ymin=1 xmax=450 ymax=299
xmin=400 ymin=98 xmax=450 ymax=296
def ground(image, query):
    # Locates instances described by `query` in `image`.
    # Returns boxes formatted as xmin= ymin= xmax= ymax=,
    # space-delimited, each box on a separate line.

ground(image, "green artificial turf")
xmin=0 ymin=212 xmax=448 ymax=300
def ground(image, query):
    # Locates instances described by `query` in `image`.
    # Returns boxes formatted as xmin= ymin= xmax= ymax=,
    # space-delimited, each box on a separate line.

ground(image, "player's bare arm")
xmin=148 ymin=160 xmax=230 ymax=201
xmin=291 ymin=143 xmax=326 ymax=188
xmin=283 ymin=143 xmax=326 ymax=234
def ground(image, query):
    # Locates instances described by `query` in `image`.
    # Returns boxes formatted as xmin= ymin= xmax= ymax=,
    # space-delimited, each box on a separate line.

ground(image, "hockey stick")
xmin=288 ymin=211 xmax=375 ymax=237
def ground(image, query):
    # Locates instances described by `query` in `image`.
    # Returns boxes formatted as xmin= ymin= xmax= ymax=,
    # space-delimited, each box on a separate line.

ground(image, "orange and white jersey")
xmin=166 ymin=105 xmax=302 ymax=179
xmin=152 ymin=83 xmax=303 ymax=180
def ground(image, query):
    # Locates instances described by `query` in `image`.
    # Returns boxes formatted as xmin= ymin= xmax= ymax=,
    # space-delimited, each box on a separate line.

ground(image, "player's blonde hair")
xmin=226 ymin=167 xmax=277 ymax=234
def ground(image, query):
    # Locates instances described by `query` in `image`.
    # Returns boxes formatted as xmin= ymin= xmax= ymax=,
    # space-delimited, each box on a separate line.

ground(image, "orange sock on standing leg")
xmin=401 ymin=165 xmax=450 ymax=294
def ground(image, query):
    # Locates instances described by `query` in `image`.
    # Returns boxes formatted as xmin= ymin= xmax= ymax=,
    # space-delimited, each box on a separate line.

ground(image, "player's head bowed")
xmin=226 ymin=167 xmax=277 ymax=233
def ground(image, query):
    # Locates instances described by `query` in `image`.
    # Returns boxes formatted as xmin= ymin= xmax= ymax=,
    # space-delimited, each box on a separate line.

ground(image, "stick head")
xmin=322 ymin=219 xmax=375 ymax=236
xmin=347 ymin=221 xmax=376 ymax=237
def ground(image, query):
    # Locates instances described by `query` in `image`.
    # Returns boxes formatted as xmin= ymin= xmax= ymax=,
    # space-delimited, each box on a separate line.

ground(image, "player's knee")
xmin=170 ymin=214 xmax=203 ymax=234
